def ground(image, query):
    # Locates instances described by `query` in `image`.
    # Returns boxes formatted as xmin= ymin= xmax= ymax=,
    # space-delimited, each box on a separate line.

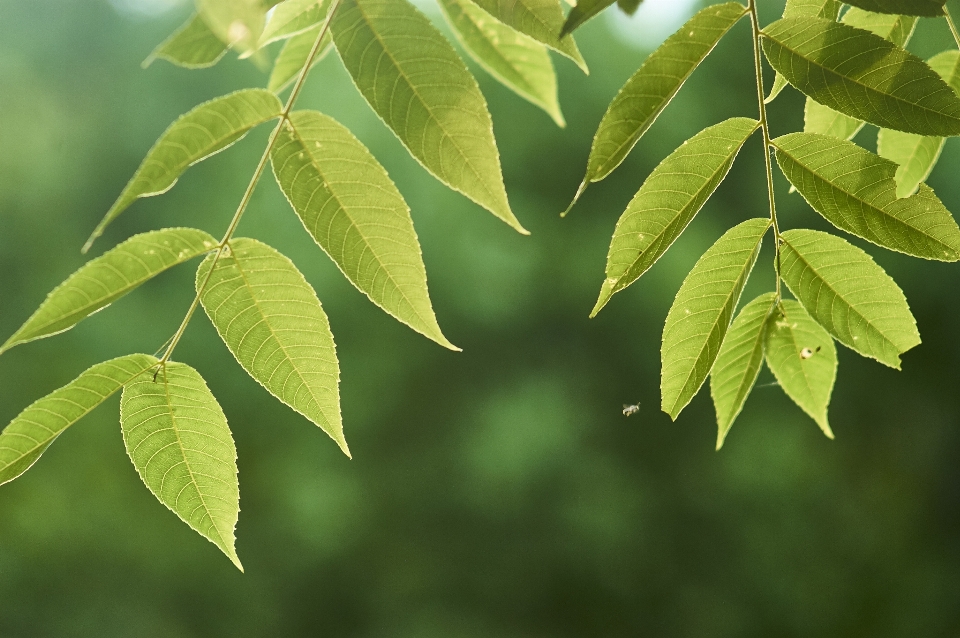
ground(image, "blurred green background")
xmin=2 ymin=0 xmax=960 ymax=635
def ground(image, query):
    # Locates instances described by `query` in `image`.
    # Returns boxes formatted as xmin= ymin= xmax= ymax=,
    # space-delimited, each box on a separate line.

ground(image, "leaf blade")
xmin=143 ymin=13 xmax=229 ymax=69
xmin=267 ymin=25 xmax=333 ymax=93
xmin=261 ymin=0 xmax=331 ymax=45
xmin=843 ymin=0 xmax=945 ymax=17
xmin=560 ymin=0 xmax=616 ymax=38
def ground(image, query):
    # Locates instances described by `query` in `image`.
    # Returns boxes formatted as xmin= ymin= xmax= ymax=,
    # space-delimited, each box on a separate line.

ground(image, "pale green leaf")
xmin=438 ymin=0 xmax=564 ymax=127
xmin=197 ymin=0 xmax=272 ymax=52
xmin=85 ymin=89 xmax=283 ymax=252
xmin=803 ymin=99 xmax=864 ymax=140
xmin=766 ymin=0 xmax=842 ymax=104
xmin=843 ymin=0 xmax=945 ymax=17
xmin=560 ymin=0 xmax=616 ymax=37
xmin=143 ymin=13 xmax=228 ymax=69
xmin=197 ymin=238 xmax=347 ymax=454
xmin=774 ymin=132 xmax=960 ymax=261
xmin=568 ymin=3 xmax=747 ymax=208
xmin=121 ymin=362 xmax=241 ymax=570
xmin=710 ymin=292 xmax=777 ymax=450
xmin=842 ymin=7 xmax=916 ymax=47
xmin=267 ymin=25 xmax=332 ymax=93
xmin=331 ymin=0 xmax=525 ymax=233
xmin=765 ymin=73 xmax=789 ymax=104
xmin=261 ymin=0 xmax=331 ymax=45
xmin=271 ymin=111 xmax=455 ymax=349
xmin=592 ymin=117 xmax=759 ymax=315
xmin=765 ymin=299 xmax=837 ymax=438
xmin=761 ymin=18 xmax=960 ymax=136
xmin=779 ymin=229 xmax=921 ymax=368
xmin=661 ymin=218 xmax=770 ymax=420
xmin=1 ymin=229 xmax=217 ymax=355
xmin=616 ymin=0 xmax=642 ymax=16
xmin=0 ymin=354 xmax=157 ymax=486
xmin=467 ymin=0 xmax=587 ymax=71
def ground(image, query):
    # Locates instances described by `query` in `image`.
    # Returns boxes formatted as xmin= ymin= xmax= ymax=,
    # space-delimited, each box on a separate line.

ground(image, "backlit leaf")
xmin=197 ymin=0 xmax=272 ymax=52
xmin=843 ymin=0 xmax=945 ymax=17
xmin=592 ymin=117 xmax=759 ymax=315
xmin=766 ymin=0 xmax=842 ymax=104
xmin=0 ymin=354 xmax=157 ymax=486
xmin=143 ymin=13 xmax=228 ymax=69
xmin=1 ymin=229 xmax=217 ymax=355
xmin=560 ymin=0 xmax=616 ymax=37
xmin=803 ymin=100 xmax=864 ymax=140
xmin=267 ymin=25 xmax=332 ymax=93
xmin=779 ymin=229 xmax=920 ymax=368
xmin=661 ymin=218 xmax=770 ymax=420
xmin=331 ymin=0 xmax=525 ymax=233
xmin=261 ymin=0 xmax=331 ymax=45
xmin=121 ymin=362 xmax=241 ymax=570
xmin=197 ymin=238 xmax=347 ymax=454
xmin=271 ymin=110 xmax=456 ymax=349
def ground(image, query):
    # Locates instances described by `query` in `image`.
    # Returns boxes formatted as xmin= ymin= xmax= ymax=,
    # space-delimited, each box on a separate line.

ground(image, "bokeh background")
xmin=2 ymin=0 xmax=960 ymax=635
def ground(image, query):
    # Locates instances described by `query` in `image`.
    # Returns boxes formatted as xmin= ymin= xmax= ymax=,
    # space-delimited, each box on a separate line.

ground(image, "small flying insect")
xmin=800 ymin=346 xmax=822 ymax=360
xmin=622 ymin=403 xmax=640 ymax=417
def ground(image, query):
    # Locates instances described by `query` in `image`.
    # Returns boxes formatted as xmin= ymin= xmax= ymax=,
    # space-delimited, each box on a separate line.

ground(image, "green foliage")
xmin=144 ymin=13 xmax=228 ymax=69
xmin=843 ymin=0 xmax=945 ymax=18
xmin=261 ymin=0 xmax=331 ymax=45
xmin=467 ymin=0 xmax=587 ymax=70
xmin=267 ymin=26 xmax=332 ymax=93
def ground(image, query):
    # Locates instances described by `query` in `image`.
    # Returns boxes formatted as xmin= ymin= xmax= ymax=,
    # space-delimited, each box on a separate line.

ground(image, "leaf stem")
xmin=946 ymin=6 xmax=960 ymax=50
xmin=747 ymin=0 xmax=781 ymax=301
xmin=156 ymin=0 xmax=341 ymax=372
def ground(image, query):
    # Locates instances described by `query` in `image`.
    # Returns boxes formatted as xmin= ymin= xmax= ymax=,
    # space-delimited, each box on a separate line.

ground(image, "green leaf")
xmin=1 ymin=229 xmax=217 ymax=355
xmin=197 ymin=0 xmax=272 ymax=52
xmin=197 ymin=238 xmax=348 ymax=455
xmin=84 ymin=89 xmax=283 ymax=253
xmin=261 ymin=0 xmax=331 ymax=45
xmin=466 ymin=0 xmax=587 ymax=71
xmin=267 ymin=25 xmax=333 ymax=93
xmin=766 ymin=0 xmax=842 ymax=104
xmin=803 ymin=99 xmax=864 ymax=140
xmin=774 ymin=133 xmax=960 ymax=261
xmin=842 ymin=7 xmax=916 ymax=47
xmin=591 ymin=117 xmax=759 ymax=315
xmin=765 ymin=73 xmax=789 ymax=104
xmin=661 ymin=218 xmax=770 ymax=420
xmin=779 ymin=229 xmax=921 ymax=368
xmin=143 ymin=13 xmax=229 ymax=69
xmin=560 ymin=0 xmax=616 ymax=38
xmin=568 ymin=3 xmax=747 ymax=209
xmin=0 ymin=354 xmax=157 ymax=486
xmin=121 ymin=361 xmax=242 ymax=570
xmin=331 ymin=0 xmax=525 ymax=233
xmin=761 ymin=18 xmax=960 ymax=136
xmin=764 ymin=299 xmax=837 ymax=438
xmin=710 ymin=292 xmax=777 ymax=450
xmin=438 ymin=0 xmax=564 ymax=126
xmin=616 ymin=0 xmax=642 ymax=16
xmin=843 ymin=0 xmax=945 ymax=18
xmin=271 ymin=111 xmax=456 ymax=349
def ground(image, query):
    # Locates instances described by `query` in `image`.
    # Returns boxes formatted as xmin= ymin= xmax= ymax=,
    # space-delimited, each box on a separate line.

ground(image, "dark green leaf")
xmin=766 ymin=0 xmax=842 ymax=103
xmin=616 ymin=0 xmax=642 ymax=16
xmin=143 ymin=13 xmax=228 ymax=69
xmin=843 ymin=0 xmax=944 ymax=17
xmin=560 ymin=0 xmax=616 ymax=38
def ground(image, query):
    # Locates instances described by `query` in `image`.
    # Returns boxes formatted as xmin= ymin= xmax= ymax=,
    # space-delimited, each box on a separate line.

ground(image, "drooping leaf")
xmin=764 ymin=299 xmax=837 ymax=438
xmin=761 ymin=18 xmax=960 ymax=136
xmin=197 ymin=238 xmax=347 ymax=454
xmin=197 ymin=0 xmax=273 ymax=52
xmin=267 ymin=25 xmax=333 ymax=93
xmin=85 ymin=90 xmax=283 ymax=252
xmin=271 ymin=111 xmax=456 ymax=349
xmin=1 ymin=229 xmax=217 ymax=355
xmin=710 ymin=292 xmax=777 ymax=450
xmin=331 ymin=0 xmax=525 ymax=233
xmin=438 ymin=0 xmax=564 ymax=126
xmin=843 ymin=0 xmax=945 ymax=17
xmin=766 ymin=0 xmax=842 ymax=104
xmin=0 ymin=354 xmax=157 ymax=486
xmin=568 ymin=3 xmax=747 ymax=209
xmin=143 ymin=13 xmax=228 ymax=69
xmin=592 ymin=117 xmax=759 ymax=315
xmin=779 ymin=229 xmax=920 ymax=368
xmin=467 ymin=0 xmax=587 ymax=71
xmin=616 ymin=0 xmax=642 ymax=16
xmin=559 ymin=0 xmax=616 ymax=37
xmin=774 ymin=133 xmax=960 ymax=261
xmin=121 ymin=362 xmax=241 ymax=570
xmin=661 ymin=218 xmax=770 ymax=420
xmin=261 ymin=0 xmax=331 ymax=45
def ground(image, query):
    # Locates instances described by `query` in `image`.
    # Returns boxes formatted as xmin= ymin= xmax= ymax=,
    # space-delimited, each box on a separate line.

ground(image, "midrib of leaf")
xmin=472 ymin=0 xmax=585 ymax=70
xmin=780 ymin=315 xmax=826 ymax=433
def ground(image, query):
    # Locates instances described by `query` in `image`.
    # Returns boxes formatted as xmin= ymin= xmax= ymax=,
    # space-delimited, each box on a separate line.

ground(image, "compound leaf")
xmin=197 ymin=238 xmax=347 ymax=455
xmin=85 ymin=89 xmax=283 ymax=252
xmin=331 ymin=0 xmax=525 ymax=233
xmin=438 ymin=0 xmax=564 ymax=126
xmin=765 ymin=299 xmax=837 ymax=438
xmin=271 ymin=111 xmax=455 ymax=350
xmin=560 ymin=0 xmax=616 ymax=38
xmin=779 ymin=229 xmax=920 ymax=368
xmin=261 ymin=0 xmax=331 ymax=45
xmin=121 ymin=362 xmax=241 ymax=570
xmin=774 ymin=133 xmax=960 ymax=261
xmin=0 ymin=354 xmax=157 ymax=486
xmin=661 ymin=218 xmax=770 ymax=420
xmin=592 ymin=117 xmax=759 ymax=315
xmin=267 ymin=25 xmax=333 ymax=93
xmin=1 ymin=228 xmax=217 ymax=355
xmin=143 ymin=13 xmax=228 ymax=69
xmin=710 ymin=292 xmax=777 ymax=450
xmin=843 ymin=0 xmax=945 ymax=17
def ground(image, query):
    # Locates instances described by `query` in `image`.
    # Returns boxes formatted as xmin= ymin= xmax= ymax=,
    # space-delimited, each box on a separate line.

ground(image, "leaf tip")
xmin=561 ymin=180 xmax=588 ymax=218
xmin=590 ymin=279 xmax=616 ymax=317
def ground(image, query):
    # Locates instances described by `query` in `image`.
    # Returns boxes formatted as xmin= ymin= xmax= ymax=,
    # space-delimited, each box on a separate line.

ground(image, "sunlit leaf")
xmin=438 ymin=0 xmax=564 ymax=126
xmin=267 ymin=25 xmax=332 ymax=93
xmin=560 ymin=0 xmax=616 ymax=37
xmin=774 ymin=133 xmax=960 ymax=261
xmin=761 ymin=18 xmax=960 ymax=136
xmin=0 ymin=354 xmax=157 ymax=486
xmin=569 ymin=2 xmax=747 ymax=208
xmin=765 ymin=299 xmax=837 ymax=438
xmin=85 ymin=89 xmax=283 ymax=252
xmin=1 ymin=229 xmax=217 ymax=355
xmin=261 ymin=0 xmax=331 ymax=45
xmin=661 ymin=218 xmax=770 ymax=420
xmin=710 ymin=292 xmax=777 ymax=450
xmin=121 ymin=361 xmax=241 ymax=570
xmin=197 ymin=238 xmax=347 ymax=454
xmin=197 ymin=0 xmax=273 ymax=52
xmin=843 ymin=0 xmax=945 ymax=17
xmin=803 ymin=100 xmax=864 ymax=141
xmin=271 ymin=111 xmax=456 ymax=350
xmin=591 ymin=117 xmax=759 ymax=315
xmin=331 ymin=0 xmax=525 ymax=233
xmin=779 ymin=229 xmax=920 ymax=368
xmin=143 ymin=13 xmax=228 ymax=69
xmin=766 ymin=0 xmax=842 ymax=104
